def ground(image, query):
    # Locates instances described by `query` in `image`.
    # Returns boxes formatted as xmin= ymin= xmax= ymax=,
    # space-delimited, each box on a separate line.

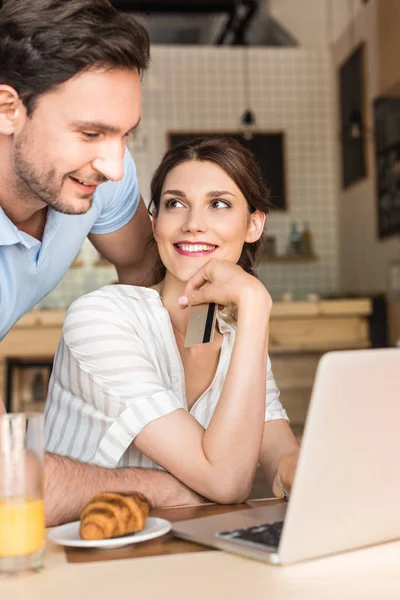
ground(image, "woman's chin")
xmin=167 ymin=268 xmax=201 ymax=284
xmin=177 ymin=273 xmax=196 ymax=284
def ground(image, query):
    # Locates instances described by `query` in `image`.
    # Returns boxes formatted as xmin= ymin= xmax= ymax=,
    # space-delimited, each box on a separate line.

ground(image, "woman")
xmin=44 ymin=137 xmax=299 ymax=504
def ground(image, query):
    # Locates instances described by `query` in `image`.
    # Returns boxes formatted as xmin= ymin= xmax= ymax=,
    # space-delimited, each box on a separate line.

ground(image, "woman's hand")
xmin=272 ymin=449 xmax=299 ymax=499
xmin=179 ymin=258 xmax=272 ymax=312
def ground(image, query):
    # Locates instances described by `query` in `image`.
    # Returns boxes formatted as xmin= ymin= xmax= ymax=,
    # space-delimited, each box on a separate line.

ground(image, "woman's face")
xmin=152 ymin=160 xmax=265 ymax=282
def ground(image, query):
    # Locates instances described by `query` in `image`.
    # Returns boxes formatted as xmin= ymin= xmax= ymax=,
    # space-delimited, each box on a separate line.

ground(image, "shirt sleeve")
xmin=90 ymin=149 xmax=140 ymax=235
xmin=265 ymin=356 xmax=289 ymax=423
xmin=57 ymin=291 xmax=182 ymax=467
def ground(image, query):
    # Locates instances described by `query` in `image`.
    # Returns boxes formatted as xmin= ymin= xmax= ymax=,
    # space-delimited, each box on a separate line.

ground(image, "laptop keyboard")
xmin=215 ymin=521 xmax=284 ymax=551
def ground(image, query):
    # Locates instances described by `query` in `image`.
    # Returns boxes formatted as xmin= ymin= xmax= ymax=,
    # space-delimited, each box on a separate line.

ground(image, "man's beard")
xmin=12 ymin=133 xmax=94 ymax=215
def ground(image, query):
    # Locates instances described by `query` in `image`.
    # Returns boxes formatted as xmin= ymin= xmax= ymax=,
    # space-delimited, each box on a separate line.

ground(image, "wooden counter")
xmin=0 ymin=299 xmax=372 ymax=419
xmin=270 ymin=298 xmax=371 ymax=353
xmin=388 ymin=299 xmax=400 ymax=346
xmin=268 ymin=298 xmax=372 ymax=426
xmin=0 ymin=310 xmax=66 ymax=411
xmin=0 ymin=309 xmax=66 ymax=361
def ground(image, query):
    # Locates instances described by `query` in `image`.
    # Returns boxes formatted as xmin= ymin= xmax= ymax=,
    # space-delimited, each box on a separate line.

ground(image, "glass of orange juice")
xmin=0 ymin=413 xmax=45 ymax=576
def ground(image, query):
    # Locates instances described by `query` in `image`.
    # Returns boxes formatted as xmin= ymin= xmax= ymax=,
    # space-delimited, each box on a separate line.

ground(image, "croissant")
xmin=79 ymin=492 xmax=151 ymax=541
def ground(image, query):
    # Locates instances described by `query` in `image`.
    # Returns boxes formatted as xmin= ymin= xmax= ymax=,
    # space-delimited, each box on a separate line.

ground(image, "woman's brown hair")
xmin=148 ymin=136 xmax=271 ymax=281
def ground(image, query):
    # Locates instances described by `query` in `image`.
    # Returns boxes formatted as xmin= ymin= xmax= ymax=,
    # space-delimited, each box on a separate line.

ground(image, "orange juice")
xmin=0 ymin=497 xmax=45 ymax=557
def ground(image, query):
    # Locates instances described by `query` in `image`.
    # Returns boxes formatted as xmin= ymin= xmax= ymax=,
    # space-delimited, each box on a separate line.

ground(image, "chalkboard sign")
xmin=374 ymin=97 xmax=400 ymax=239
xmin=168 ymin=132 xmax=287 ymax=210
xmin=339 ymin=44 xmax=367 ymax=189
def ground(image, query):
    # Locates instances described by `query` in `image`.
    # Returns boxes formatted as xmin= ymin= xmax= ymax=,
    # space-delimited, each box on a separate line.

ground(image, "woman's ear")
xmin=245 ymin=210 xmax=266 ymax=244
xmin=151 ymin=208 xmax=158 ymax=241
xmin=0 ymin=86 xmax=25 ymax=135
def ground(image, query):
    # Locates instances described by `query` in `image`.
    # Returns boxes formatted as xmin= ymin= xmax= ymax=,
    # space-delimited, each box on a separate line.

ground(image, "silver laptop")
xmin=172 ymin=349 xmax=400 ymax=564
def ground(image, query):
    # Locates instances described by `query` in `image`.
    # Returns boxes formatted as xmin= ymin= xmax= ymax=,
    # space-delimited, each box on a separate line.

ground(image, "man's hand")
xmin=2 ymin=401 xmax=206 ymax=525
xmin=44 ymin=453 xmax=207 ymax=527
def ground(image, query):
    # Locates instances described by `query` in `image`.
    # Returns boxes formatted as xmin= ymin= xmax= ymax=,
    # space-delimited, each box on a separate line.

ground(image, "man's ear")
xmin=0 ymin=86 xmax=25 ymax=135
xmin=245 ymin=210 xmax=266 ymax=244
xmin=151 ymin=208 xmax=158 ymax=241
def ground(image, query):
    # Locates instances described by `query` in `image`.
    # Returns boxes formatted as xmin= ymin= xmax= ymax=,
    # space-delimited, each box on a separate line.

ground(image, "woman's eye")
xmin=165 ymin=199 xmax=185 ymax=209
xmin=211 ymin=199 xmax=231 ymax=209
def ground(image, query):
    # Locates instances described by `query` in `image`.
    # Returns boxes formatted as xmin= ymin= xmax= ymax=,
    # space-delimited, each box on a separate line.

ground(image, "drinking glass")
xmin=0 ymin=413 xmax=45 ymax=576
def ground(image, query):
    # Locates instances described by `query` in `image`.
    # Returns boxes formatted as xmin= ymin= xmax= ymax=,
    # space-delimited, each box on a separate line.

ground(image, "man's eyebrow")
xmin=70 ymin=118 xmax=141 ymax=136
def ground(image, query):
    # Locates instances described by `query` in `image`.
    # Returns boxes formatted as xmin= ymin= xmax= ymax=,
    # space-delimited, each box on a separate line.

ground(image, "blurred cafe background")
xmin=2 ymin=1 xmax=400 ymax=451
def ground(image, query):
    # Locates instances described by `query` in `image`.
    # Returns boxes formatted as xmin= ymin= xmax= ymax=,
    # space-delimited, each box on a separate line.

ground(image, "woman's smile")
xmin=174 ymin=241 xmax=218 ymax=257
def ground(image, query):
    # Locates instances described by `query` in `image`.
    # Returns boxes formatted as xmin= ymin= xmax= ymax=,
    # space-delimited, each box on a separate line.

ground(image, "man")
xmin=0 ymin=0 xmax=203 ymax=524
xmin=0 ymin=0 xmax=154 ymax=339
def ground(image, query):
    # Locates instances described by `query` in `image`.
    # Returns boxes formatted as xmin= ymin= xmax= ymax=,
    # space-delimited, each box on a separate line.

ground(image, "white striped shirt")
xmin=44 ymin=285 xmax=288 ymax=470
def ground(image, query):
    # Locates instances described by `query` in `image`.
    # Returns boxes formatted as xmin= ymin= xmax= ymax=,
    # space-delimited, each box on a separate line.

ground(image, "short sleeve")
xmin=265 ymin=356 xmax=289 ymax=423
xmin=90 ymin=149 xmax=140 ymax=235
xmin=58 ymin=291 xmax=182 ymax=467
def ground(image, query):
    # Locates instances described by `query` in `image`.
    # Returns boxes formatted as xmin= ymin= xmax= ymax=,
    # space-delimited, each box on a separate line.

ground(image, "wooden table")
xmin=3 ymin=498 xmax=400 ymax=600
xmin=65 ymin=499 xmax=280 ymax=565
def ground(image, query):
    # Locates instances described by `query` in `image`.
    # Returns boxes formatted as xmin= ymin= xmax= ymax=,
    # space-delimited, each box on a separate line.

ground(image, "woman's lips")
xmin=174 ymin=243 xmax=218 ymax=257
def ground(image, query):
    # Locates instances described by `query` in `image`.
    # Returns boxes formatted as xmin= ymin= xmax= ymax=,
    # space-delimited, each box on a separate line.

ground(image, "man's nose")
xmin=91 ymin=141 xmax=125 ymax=182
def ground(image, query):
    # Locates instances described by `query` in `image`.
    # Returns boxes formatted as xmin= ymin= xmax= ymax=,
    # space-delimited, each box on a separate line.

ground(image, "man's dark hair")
xmin=0 ymin=0 xmax=150 ymax=114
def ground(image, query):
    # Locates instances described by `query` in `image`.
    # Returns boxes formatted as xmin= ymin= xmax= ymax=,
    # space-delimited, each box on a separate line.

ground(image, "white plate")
xmin=48 ymin=517 xmax=171 ymax=549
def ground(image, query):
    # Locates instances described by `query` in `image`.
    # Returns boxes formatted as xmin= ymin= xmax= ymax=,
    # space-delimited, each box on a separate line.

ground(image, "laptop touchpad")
xmin=172 ymin=502 xmax=287 ymax=547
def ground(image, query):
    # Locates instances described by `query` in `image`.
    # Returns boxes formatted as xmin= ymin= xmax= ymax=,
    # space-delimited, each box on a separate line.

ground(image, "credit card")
xmin=184 ymin=303 xmax=217 ymax=347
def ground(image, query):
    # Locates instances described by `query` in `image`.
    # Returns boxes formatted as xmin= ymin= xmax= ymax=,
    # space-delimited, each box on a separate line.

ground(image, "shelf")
xmin=272 ymin=298 xmax=372 ymax=318
xmin=269 ymin=341 xmax=371 ymax=354
xmin=262 ymin=254 xmax=317 ymax=264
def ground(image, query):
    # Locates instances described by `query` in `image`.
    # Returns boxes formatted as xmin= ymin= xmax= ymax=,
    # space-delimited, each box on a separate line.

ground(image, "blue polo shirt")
xmin=0 ymin=149 xmax=140 ymax=340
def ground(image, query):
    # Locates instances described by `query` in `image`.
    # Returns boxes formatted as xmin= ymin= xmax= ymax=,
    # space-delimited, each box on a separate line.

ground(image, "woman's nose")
xmin=182 ymin=209 xmax=208 ymax=233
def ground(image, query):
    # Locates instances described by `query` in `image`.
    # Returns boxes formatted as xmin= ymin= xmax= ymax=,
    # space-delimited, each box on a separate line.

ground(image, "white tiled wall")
xmin=42 ymin=45 xmax=339 ymax=309
xmin=133 ymin=46 xmax=339 ymax=301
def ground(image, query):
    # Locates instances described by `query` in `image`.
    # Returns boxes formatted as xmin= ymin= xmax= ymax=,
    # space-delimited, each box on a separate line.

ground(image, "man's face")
xmin=11 ymin=67 xmax=141 ymax=215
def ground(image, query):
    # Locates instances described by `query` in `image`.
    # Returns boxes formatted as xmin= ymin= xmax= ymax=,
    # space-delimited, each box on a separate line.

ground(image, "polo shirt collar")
xmin=37 ymin=208 xmax=62 ymax=264
xmin=0 ymin=206 xmax=22 ymax=246
xmin=0 ymin=206 xmax=63 ymax=252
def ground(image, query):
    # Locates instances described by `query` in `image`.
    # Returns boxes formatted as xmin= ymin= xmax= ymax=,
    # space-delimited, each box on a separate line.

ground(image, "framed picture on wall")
xmin=338 ymin=44 xmax=367 ymax=189
xmin=167 ymin=131 xmax=288 ymax=211
xmin=374 ymin=97 xmax=400 ymax=239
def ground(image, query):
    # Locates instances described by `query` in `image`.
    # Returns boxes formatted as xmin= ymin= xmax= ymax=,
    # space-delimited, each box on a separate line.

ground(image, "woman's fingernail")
xmin=178 ymin=295 xmax=188 ymax=306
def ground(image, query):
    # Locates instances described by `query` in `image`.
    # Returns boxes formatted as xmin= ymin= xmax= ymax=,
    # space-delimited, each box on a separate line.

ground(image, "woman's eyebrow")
xmin=162 ymin=189 xmax=186 ymax=197
xmin=207 ymin=191 xmax=236 ymax=198
xmin=162 ymin=190 xmax=236 ymax=198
